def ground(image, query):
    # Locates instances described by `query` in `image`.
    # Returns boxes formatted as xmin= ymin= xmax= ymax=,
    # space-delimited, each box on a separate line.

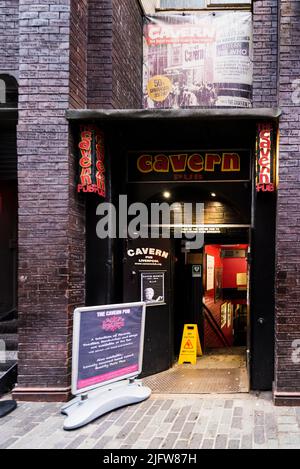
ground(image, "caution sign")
xmin=178 ymin=324 xmax=202 ymax=365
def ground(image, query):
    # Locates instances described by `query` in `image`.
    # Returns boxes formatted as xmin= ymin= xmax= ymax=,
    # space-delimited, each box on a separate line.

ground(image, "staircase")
xmin=0 ymin=312 xmax=18 ymax=395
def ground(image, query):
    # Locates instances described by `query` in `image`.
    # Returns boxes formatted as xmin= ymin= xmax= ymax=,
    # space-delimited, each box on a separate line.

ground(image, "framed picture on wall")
xmin=140 ymin=271 xmax=165 ymax=306
xmin=220 ymin=302 xmax=227 ymax=328
xmin=227 ymin=302 xmax=233 ymax=327
xmin=206 ymin=254 xmax=214 ymax=291
xmin=214 ymin=267 xmax=222 ymax=302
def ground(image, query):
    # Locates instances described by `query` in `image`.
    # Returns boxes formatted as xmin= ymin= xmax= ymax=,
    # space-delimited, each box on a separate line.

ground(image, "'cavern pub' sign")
xmin=256 ymin=123 xmax=275 ymax=192
xmin=77 ymin=125 xmax=106 ymax=197
xmin=127 ymin=150 xmax=250 ymax=182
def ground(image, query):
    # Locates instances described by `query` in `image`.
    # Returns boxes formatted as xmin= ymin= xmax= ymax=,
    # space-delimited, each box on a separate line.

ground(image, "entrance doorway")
xmin=143 ymin=238 xmax=250 ymax=394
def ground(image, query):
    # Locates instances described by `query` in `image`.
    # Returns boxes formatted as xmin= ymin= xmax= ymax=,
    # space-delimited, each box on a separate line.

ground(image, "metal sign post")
xmin=61 ymin=302 xmax=151 ymax=430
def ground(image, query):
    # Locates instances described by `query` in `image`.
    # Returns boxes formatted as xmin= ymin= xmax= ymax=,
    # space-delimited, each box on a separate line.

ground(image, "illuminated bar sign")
xmin=256 ymin=123 xmax=275 ymax=192
xmin=77 ymin=125 xmax=106 ymax=197
xmin=127 ymin=150 xmax=250 ymax=182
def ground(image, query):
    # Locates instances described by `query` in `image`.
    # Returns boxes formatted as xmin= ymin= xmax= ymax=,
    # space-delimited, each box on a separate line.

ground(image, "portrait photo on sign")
xmin=141 ymin=271 xmax=165 ymax=306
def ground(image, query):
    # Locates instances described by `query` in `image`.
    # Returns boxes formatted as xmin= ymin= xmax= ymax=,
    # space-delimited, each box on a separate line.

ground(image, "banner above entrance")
xmin=127 ymin=150 xmax=250 ymax=182
xmin=143 ymin=12 xmax=253 ymax=109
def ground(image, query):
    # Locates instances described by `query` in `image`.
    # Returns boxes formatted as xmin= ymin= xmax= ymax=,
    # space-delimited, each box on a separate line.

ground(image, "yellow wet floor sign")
xmin=178 ymin=324 xmax=202 ymax=365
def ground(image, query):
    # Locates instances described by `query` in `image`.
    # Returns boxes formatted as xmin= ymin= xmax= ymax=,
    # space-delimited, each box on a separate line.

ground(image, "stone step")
xmin=0 ymin=319 xmax=18 ymax=334
xmin=0 ymin=334 xmax=18 ymax=351
xmin=0 ymin=360 xmax=16 ymax=373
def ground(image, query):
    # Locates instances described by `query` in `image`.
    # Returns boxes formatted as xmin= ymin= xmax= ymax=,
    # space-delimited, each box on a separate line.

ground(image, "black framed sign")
xmin=140 ymin=271 xmax=165 ymax=306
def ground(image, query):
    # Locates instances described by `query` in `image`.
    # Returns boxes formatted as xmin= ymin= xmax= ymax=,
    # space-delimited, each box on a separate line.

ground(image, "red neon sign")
xmin=77 ymin=126 xmax=106 ymax=197
xmin=256 ymin=123 xmax=275 ymax=192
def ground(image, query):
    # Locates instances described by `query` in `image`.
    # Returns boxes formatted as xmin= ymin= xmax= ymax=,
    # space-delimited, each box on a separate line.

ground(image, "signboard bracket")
xmin=61 ymin=378 xmax=151 ymax=431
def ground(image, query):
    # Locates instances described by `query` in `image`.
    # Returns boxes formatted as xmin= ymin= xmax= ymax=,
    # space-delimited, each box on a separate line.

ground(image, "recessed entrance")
xmin=85 ymin=115 xmax=277 ymax=391
xmin=143 ymin=239 xmax=250 ymax=394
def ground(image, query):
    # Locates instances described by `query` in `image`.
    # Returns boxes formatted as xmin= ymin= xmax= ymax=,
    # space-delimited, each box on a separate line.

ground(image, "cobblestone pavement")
xmin=0 ymin=392 xmax=300 ymax=449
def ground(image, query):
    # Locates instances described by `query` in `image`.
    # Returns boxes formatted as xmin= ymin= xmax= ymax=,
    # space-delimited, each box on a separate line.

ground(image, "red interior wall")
xmin=203 ymin=245 xmax=248 ymax=349
xmin=222 ymin=258 xmax=247 ymax=288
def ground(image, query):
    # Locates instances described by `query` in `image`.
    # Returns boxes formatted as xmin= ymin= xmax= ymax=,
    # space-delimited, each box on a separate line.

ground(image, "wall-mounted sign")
xmin=77 ymin=125 xmax=106 ymax=197
xmin=141 ymin=271 xmax=165 ymax=305
xmin=227 ymin=302 xmax=233 ymax=327
xmin=256 ymin=122 xmax=275 ymax=192
xmin=127 ymin=247 xmax=169 ymax=267
xmin=221 ymin=302 xmax=227 ymax=328
xmin=128 ymin=150 xmax=250 ymax=182
xmin=143 ymin=12 xmax=253 ymax=109
xmin=192 ymin=265 xmax=202 ymax=277
xmin=72 ymin=302 xmax=146 ymax=395
xmin=206 ymin=254 xmax=215 ymax=290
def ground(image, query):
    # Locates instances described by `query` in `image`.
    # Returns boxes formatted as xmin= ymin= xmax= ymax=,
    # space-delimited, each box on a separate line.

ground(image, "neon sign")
xmin=256 ymin=123 xmax=275 ymax=192
xmin=77 ymin=126 xmax=106 ymax=197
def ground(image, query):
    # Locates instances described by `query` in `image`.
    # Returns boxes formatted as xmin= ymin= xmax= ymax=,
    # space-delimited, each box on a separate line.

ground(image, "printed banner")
xmin=128 ymin=150 xmax=250 ymax=182
xmin=77 ymin=125 xmax=106 ymax=197
xmin=73 ymin=303 xmax=145 ymax=394
xmin=143 ymin=12 xmax=253 ymax=109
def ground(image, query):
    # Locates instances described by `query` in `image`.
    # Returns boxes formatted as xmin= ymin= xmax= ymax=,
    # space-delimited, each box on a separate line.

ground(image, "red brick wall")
xmin=87 ymin=0 xmax=143 ymax=109
xmin=0 ymin=0 xmax=19 ymax=75
xmin=111 ymin=0 xmax=143 ymax=108
xmin=70 ymin=0 xmax=88 ymax=109
xmin=16 ymin=0 xmax=86 ymax=397
xmin=274 ymin=0 xmax=300 ymax=399
xmin=253 ymin=0 xmax=278 ymax=108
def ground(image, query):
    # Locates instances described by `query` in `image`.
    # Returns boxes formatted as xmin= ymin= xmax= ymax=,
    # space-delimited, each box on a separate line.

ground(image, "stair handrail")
xmin=202 ymin=302 xmax=231 ymax=347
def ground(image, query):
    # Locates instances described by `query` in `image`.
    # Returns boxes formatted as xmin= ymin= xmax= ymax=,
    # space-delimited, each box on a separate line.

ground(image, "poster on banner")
xmin=72 ymin=302 xmax=146 ymax=395
xmin=143 ymin=12 xmax=253 ymax=109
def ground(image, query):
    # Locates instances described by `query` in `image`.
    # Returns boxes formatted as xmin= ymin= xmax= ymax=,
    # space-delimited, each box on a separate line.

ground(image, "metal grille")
xmin=143 ymin=367 xmax=249 ymax=393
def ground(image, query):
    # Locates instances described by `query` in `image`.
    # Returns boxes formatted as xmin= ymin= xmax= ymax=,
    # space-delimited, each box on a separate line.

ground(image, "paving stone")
xmin=228 ymin=439 xmax=240 ymax=449
xmin=254 ymin=426 xmax=265 ymax=445
xmin=148 ymin=437 xmax=163 ymax=449
xmin=164 ymin=408 xmax=179 ymax=423
xmin=171 ymin=416 xmax=188 ymax=432
xmin=64 ymin=435 xmax=86 ymax=449
xmin=161 ymin=432 xmax=178 ymax=449
xmin=277 ymin=424 xmax=299 ymax=432
xmin=174 ymin=439 xmax=189 ymax=449
xmin=231 ymin=417 xmax=243 ymax=429
xmin=1 ymin=393 xmax=300 ymax=449
xmin=214 ymin=434 xmax=228 ymax=449
xmin=241 ymin=434 xmax=252 ymax=449
xmin=201 ymin=438 xmax=214 ymax=449
xmin=161 ymin=399 xmax=173 ymax=411
xmin=224 ymin=400 xmax=233 ymax=409
xmin=133 ymin=416 xmax=152 ymax=433
xmin=187 ymin=412 xmax=199 ymax=422
xmin=180 ymin=422 xmax=195 ymax=439
xmin=233 ymin=407 xmax=243 ymax=417
xmin=115 ymin=421 xmax=137 ymax=439
xmin=92 ymin=436 xmax=111 ymax=449
xmin=0 ymin=437 xmax=19 ymax=449
xmin=254 ymin=411 xmax=264 ymax=426
xmin=189 ymin=433 xmax=203 ymax=449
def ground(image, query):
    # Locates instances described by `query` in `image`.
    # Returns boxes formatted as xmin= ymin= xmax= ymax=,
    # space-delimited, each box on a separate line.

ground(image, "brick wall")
xmin=252 ymin=0 xmax=278 ymax=108
xmin=87 ymin=0 xmax=143 ymax=109
xmin=274 ymin=0 xmax=300 ymax=403
xmin=111 ymin=0 xmax=143 ymax=108
xmin=70 ymin=0 xmax=88 ymax=109
xmin=15 ymin=0 xmax=86 ymax=400
xmin=0 ymin=0 xmax=19 ymax=75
